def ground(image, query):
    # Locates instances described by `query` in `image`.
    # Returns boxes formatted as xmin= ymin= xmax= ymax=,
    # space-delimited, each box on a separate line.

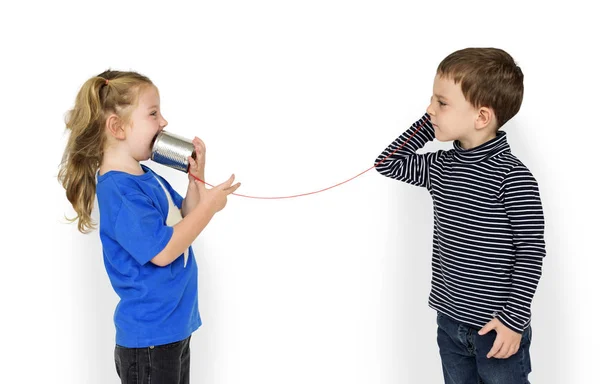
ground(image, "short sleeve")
xmin=114 ymin=193 xmax=174 ymax=265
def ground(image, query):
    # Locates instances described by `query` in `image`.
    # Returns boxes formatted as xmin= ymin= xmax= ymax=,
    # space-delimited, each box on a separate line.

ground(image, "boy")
xmin=375 ymin=48 xmax=545 ymax=383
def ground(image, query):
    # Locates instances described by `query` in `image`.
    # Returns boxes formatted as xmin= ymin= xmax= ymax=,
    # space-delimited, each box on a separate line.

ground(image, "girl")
xmin=58 ymin=70 xmax=240 ymax=383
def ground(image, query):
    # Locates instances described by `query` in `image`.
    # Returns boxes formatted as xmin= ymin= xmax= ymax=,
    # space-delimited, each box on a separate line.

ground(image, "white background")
xmin=1 ymin=1 xmax=598 ymax=383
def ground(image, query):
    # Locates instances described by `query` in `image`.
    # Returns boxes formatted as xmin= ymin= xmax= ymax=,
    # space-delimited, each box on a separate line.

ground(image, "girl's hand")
xmin=182 ymin=137 xmax=206 ymax=215
xmin=195 ymin=174 xmax=241 ymax=214
xmin=188 ymin=137 xmax=205 ymax=183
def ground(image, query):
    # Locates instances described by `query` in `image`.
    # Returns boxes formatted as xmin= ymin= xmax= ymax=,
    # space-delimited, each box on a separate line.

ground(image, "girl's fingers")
xmin=193 ymin=137 xmax=204 ymax=150
xmin=225 ymin=182 xmax=241 ymax=194
xmin=193 ymin=137 xmax=206 ymax=155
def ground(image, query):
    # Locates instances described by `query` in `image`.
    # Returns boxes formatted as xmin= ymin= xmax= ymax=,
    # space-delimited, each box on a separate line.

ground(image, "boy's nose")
xmin=426 ymin=103 xmax=435 ymax=116
xmin=426 ymin=96 xmax=435 ymax=116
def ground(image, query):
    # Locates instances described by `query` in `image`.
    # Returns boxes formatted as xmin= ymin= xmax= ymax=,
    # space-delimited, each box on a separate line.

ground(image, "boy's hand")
xmin=478 ymin=318 xmax=522 ymax=359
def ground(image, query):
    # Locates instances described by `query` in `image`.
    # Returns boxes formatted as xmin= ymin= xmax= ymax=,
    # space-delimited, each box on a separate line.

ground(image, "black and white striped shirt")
xmin=375 ymin=113 xmax=545 ymax=333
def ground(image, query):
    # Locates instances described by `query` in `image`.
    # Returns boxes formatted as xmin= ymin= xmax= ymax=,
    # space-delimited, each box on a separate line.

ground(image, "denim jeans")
xmin=436 ymin=312 xmax=532 ymax=384
xmin=114 ymin=336 xmax=191 ymax=384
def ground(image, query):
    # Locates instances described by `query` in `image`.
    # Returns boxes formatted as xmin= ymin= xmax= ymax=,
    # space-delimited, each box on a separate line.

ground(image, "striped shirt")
xmin=375 ymin=113 xmax=545 ymax=333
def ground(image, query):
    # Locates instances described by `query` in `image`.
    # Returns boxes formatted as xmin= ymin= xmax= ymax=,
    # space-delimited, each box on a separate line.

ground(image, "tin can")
xmin=150 ymin=131 xmax=195 ymax=172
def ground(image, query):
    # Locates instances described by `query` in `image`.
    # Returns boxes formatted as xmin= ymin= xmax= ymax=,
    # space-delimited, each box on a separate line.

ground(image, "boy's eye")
xmin=438 ymin=101 xmax=447 ymax=106
xmin=150 ymin=111 xmax=157 ymax=116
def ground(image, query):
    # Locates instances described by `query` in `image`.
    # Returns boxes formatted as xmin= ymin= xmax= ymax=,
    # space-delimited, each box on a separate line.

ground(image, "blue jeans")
xmin=114 ymin=336 xmax=191 ymax=384
xmin=436 ymin=312 xmax=532 ymax=384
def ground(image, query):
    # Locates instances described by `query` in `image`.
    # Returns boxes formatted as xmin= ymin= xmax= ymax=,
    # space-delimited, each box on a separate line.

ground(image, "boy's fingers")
xmin=509 ymin=344 xmax=519 ymax=357
xmin=496 ymin=344 xmax=511 ymax=359
xmin=487 ymin=340 xmax=503 ymax=359
xmin=478 ymin=322 xmax=493 ymax=336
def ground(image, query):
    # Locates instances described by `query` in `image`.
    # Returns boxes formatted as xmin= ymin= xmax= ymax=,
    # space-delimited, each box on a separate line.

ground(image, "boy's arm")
xmin=374 ymin=113 xmax=439 ymax=188
xmin=496 ymin=165 xmax=546 ymax=333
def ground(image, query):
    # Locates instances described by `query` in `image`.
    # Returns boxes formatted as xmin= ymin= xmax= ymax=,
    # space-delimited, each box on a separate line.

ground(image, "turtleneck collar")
xmin=452 ymin=130 xmax=511 ymax=163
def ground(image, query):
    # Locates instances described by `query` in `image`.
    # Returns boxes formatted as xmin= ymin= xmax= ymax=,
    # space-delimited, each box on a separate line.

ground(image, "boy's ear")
xmin=475 ymin=107 xmax=496 ymax=130
xmin=106 ymin=114 xmax=126 ymax=140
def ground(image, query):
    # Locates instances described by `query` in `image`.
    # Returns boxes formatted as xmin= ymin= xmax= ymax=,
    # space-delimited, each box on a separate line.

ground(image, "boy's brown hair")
xmin=437 ymin=47 xmax=524 ymax=129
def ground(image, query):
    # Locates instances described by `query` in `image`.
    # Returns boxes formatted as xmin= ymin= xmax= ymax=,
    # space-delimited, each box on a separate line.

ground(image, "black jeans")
xmin=114 ymin=336 xmax=191 ymax=384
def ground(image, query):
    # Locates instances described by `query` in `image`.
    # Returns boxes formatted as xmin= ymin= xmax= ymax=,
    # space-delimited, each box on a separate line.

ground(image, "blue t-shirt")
xmin=96 ymin=164 xmax=201 ymax=348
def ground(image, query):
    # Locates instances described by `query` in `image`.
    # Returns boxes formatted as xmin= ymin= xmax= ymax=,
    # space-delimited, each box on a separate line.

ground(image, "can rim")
xmin=150 ymin=131 xmax=165 ymax=161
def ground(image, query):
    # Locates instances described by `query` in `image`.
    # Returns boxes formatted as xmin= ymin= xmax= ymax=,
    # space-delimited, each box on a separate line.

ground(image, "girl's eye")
xmin=150 ymin=111 xmax=157 ymax=116
xmin=438 ymin=101 xmax=447 ymax=107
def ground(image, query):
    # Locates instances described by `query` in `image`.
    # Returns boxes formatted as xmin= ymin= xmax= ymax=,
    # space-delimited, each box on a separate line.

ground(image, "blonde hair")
xmin=58 ymin=70 xmax=153 ymax=233
xmin=437 ymin=48 xmax=524 ymax=129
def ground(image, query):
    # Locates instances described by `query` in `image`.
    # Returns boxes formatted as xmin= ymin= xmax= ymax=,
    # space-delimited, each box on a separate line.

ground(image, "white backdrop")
xmin=1 ymin=1 xmax=597 ymax=383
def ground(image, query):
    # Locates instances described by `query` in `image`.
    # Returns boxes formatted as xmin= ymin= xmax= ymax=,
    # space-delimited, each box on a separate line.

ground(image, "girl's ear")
xmin=106 ymin=114 xmax=126 ymax=140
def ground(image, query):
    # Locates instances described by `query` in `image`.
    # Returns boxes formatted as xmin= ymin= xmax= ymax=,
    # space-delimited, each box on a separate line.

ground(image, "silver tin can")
xmin=150 ymin=131 xmax=195 ymax=172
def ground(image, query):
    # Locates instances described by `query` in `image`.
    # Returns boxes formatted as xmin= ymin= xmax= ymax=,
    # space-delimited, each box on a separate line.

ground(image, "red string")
xmin=188 ymin=116 xmax=429 ymax=199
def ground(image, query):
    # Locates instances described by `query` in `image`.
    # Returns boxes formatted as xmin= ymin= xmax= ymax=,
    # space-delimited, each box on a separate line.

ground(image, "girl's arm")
xmin=182 ymin=137 xmax=205 ymax=216
xmin=151 ymin=174 xmax=240 ymax=267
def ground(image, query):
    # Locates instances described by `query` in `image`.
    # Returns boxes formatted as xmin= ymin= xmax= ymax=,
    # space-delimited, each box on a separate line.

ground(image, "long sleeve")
xmin=379 ymin=116 xmax=546 ymax=332
xmin=496 ymin=164 xmax=546 ymax=333
xmin=374 ymin=113 xmax=439 ymax=188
